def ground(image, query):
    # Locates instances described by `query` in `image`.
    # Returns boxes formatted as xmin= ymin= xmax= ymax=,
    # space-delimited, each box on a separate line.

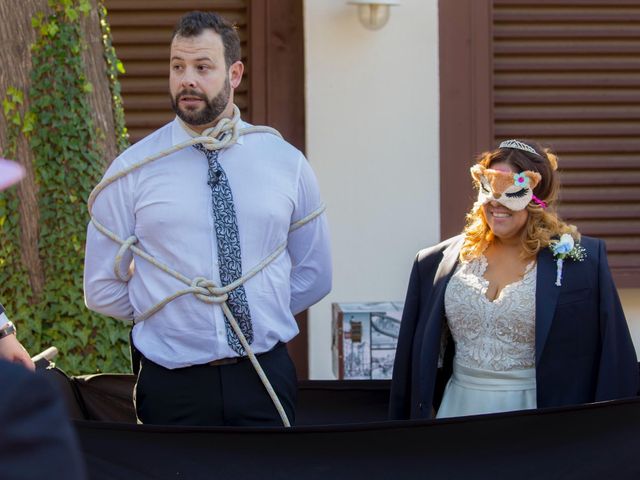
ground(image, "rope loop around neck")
xmin=178 ymin=105 xmax=241 ymax=151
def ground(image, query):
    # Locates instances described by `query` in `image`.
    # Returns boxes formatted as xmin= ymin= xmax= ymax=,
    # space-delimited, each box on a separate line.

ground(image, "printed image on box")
xmin=343 ymin=312 xmax=371 ymax=379
xmin=372 ymin=349 xmax=397 ymax=380
xmin=332 ymin=301 xmax=403 ymax=380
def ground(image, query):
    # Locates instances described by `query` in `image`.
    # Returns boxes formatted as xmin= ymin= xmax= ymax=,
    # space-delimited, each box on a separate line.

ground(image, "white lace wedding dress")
xmin=436 ymin=255 xmax=538 ymax=419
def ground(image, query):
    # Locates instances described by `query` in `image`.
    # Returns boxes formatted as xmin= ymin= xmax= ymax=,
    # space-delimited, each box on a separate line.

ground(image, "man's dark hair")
xmin=172 ymin=11 xmax=241 ymax=69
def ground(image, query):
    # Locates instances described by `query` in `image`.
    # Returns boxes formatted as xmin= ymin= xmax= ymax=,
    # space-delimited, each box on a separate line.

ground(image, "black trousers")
xmin=134 ymin=343 xmax=297 ymax=427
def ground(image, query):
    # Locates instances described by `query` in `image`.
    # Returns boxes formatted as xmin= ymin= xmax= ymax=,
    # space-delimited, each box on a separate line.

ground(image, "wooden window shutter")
xmin=493 ymin=0 xmax=640 ymax=287
xmin=103 ymin=0 xmax=250 ymax=143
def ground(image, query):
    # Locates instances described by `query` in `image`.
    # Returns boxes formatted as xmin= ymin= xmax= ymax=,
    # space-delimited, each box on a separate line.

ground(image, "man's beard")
xmin=171 ymin=77 xmax=231 ymax=126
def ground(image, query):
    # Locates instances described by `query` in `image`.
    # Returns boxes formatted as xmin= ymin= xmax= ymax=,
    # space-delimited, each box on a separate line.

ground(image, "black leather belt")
xmin=206 ymin=342 xmax=284 ymax=367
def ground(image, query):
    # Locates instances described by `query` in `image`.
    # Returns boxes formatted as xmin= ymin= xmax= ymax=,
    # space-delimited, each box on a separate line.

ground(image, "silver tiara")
xmin=499 ymin=139 xmax=541 ymax=157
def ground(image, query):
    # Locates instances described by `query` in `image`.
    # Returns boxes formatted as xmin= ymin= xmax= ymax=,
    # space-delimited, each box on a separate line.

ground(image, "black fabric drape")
xmin=75 ymin=399 xmax=640 ymax=480
xmin=43 ymin=368 xmax=640 ymax=479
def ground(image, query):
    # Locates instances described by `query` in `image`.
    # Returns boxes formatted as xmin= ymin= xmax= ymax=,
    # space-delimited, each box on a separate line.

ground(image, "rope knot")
xmin=199 ymin=106 xmax=240 ymax=151
xmin=191 ymin=277 xmax=228 ymax=304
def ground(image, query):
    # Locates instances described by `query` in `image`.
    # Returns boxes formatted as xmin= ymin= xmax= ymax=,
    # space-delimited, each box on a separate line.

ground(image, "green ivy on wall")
xmin=98 ymin=2 xmax=129 ymax=153
xmin=0 ymin=0 xmax=131 ymax=374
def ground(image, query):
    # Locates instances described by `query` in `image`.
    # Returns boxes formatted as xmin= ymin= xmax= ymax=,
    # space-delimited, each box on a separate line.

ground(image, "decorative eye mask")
xmin=470 ymin=164 xmax=545 ymax=211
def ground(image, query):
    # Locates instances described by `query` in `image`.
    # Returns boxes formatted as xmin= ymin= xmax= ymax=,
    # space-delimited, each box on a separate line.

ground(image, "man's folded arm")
xmin=288 ymin=156 xmax=332 ymax=315
xmin=83 ymin=160 xmax=135 ymax=321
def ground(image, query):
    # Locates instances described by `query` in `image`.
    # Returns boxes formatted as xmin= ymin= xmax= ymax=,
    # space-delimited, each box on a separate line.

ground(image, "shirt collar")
xmin=171 ymin=116 xmax=246 ymax=147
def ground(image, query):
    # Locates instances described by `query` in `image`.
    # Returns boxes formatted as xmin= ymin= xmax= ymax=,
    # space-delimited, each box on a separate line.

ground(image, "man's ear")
xmin=229 ymin=61 xmax=244 ymax=89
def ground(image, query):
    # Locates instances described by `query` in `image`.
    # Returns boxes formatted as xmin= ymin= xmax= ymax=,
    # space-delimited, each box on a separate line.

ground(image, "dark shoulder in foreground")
xmin=0 ymin=361 xmax=87 ymax=479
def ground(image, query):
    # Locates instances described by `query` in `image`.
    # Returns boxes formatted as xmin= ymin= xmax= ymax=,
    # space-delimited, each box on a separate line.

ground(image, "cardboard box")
xmin=332 ymin=301 xmax=403 ymax=380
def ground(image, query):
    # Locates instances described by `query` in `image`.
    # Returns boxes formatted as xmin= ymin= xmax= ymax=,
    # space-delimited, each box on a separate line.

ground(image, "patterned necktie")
xmin=194 ymin=143 xmax=253 ymax=354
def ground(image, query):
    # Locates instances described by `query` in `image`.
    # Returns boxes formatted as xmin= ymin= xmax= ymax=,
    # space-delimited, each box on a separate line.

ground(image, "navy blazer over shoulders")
xmin=389 ymin=235 xmax=639 ymax=420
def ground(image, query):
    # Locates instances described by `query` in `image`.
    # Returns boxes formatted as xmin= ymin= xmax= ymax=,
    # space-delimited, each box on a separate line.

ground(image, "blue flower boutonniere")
xmin=550 ymin=233 xmax=587 ymax=286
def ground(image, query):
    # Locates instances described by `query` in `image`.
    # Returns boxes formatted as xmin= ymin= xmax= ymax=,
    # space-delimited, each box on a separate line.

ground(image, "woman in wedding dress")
xmin=389 ymin=140 xmax=638 ymax=420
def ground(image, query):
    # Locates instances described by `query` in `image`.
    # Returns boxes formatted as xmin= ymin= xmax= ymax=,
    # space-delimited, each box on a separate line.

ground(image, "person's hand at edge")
xmin=0 ymin=334 xmax=36 ymax=371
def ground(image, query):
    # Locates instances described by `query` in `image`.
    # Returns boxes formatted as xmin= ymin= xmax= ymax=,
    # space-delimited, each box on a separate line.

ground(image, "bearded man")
xmin=84 ymin=11 xmax=331 ymax=427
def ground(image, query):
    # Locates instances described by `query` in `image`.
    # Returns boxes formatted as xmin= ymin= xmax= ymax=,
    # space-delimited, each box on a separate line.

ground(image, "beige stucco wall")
xmin=304 ymin=0 xmax=440 ymax=378
xmin=304 ymin=0 xmax=639 ymax=378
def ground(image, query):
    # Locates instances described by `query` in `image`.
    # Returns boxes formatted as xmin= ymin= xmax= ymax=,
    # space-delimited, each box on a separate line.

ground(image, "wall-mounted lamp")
xmin=348 ymin=0 xmax=401 ymax=31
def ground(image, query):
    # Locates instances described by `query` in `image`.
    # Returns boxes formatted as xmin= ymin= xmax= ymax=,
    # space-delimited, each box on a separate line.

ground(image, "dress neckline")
xmin=475 ymin=254 xmax=536 ymax=304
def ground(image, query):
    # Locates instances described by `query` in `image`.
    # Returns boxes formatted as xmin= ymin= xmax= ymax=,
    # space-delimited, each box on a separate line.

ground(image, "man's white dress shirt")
xmin=84 ymin=118 xmax=331 ymax=369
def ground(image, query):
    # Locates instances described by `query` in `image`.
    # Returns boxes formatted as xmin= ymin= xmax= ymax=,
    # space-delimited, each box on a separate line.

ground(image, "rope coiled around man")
xmin=87 ymin=105 xmax=326 ymax=427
